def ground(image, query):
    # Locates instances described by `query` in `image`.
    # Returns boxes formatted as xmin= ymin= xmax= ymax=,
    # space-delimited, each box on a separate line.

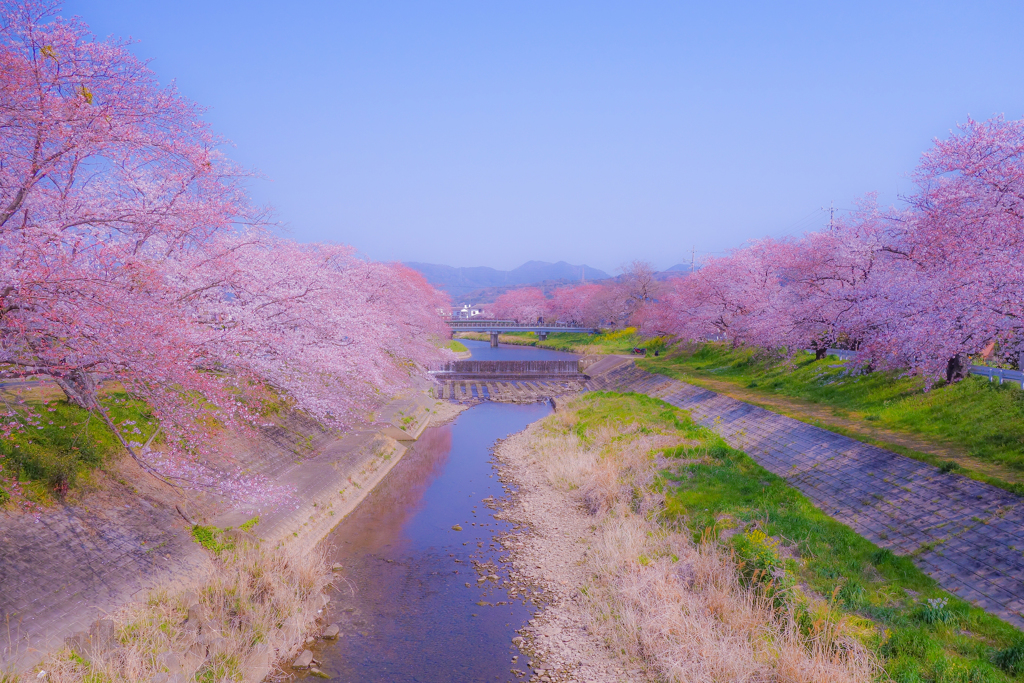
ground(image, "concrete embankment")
xmin=0 ymin=384 xmax=464 ymax=678
xmin=588 ymin=358 xmax=1024 ymax=630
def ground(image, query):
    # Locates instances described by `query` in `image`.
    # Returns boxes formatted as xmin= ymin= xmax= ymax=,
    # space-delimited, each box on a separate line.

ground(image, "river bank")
xmin=1 ymin=387 xmax=466 ymax=681
xmin=492 ymin=393 xmax=878 ymax=682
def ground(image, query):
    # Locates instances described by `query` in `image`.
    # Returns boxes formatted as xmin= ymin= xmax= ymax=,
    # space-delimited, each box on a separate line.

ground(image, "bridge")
xmin=445 ymin=319 xmax=600 ymax=346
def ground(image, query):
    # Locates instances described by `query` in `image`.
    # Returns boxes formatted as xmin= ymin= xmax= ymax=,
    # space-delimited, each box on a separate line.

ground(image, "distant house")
xmin=456 ymin=303 xmax=484 ymax=319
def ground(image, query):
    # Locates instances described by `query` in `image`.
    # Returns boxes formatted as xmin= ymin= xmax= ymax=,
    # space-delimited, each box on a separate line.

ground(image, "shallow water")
xmin=307 ymin=342 xmax=572 ymax=681
xmin=458 ymin=337 xmax=579 ymax=361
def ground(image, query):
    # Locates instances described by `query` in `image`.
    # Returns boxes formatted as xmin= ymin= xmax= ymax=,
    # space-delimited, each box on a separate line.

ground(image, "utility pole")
xmin=581 ymin=265 xmax=585 ymax=283
xmin=690 ymin=245 xmax=695 ymax=273
xmin=828 ymin=201 xmax=835 ymax=230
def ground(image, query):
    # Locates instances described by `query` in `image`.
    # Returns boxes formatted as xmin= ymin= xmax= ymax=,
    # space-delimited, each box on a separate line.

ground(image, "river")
xmin=308 ymin=339 xmax=578 ymax=681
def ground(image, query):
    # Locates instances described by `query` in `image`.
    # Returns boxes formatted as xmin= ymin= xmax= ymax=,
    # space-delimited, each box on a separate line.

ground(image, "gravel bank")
xmin=492 ymin=424 xmax=649 ymax=683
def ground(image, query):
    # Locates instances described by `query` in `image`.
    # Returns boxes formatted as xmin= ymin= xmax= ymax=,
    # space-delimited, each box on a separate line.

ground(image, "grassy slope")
xmin=458 ymin=327 xmax=668 ymax=354
xmin=639 ymin=344 xmax=1024 ymax=480
xmin=445 ymin=339 xmax=469 ymax=353
xmin=580 ymin=392 xmax=1024 ymax=682
xmin=0 ymin=387 xmax=157 ymax=505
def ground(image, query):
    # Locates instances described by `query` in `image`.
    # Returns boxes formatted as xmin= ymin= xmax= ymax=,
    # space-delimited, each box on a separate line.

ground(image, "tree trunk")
xmin=54 ymin=369 xmax=98 ymax=409
xmin=945 ymin=354 xmax=970 ymax=384
xmin=815 ymin=347 xmax=827 ymax=360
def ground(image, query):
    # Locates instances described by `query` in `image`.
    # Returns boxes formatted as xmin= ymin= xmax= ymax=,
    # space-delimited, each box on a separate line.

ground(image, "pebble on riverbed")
xmin=493 ymin=423 xmax=646 ymax=682
xmin=292 ymin=650 xmax=314 ymax=670
xmin=322 ymin=624 xmax=340 ymax=639
xmin=451 ymin=524 xmax=463 ymax=531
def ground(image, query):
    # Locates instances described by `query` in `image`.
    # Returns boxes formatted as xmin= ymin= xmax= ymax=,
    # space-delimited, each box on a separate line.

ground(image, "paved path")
xmin=587 ymin=361 xmax=1024 ymax=629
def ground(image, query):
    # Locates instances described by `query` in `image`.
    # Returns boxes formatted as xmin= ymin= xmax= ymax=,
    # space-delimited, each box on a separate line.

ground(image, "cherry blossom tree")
xmin=650 ymin=115 xmax=1024 ymax=383
xmin=175 ymin=233 xmax=450 ymax=427
xmin=546 ymin=283 xmax=605 ymax=326
xmin=0 ymin=0 xmax=451 ymax=502
xmin=489 ymin=287 xmax=547 ymax=324
xmin=864 ymin=116 xmax=1024 ymax=376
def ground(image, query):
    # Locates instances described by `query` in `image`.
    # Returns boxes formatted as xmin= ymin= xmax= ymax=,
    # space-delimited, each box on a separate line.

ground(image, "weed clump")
xmin=520 ymin=392 xmax=877 ymax=681
xmin=523 ymin=392 xmax=1024 ymax=682
xmin=34 ymin=535 xmax=331 ymax=682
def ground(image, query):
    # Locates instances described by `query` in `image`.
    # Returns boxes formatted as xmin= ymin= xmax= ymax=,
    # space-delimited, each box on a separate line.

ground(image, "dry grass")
xmin=30 ymin=534 xmax=332 ymax=683
xmin=527 ymin=397 xmax=877 ymax=682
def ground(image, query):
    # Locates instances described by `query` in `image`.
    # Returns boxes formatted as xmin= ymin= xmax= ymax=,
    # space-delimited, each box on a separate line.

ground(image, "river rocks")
xmin=222 ymin=528 xmax=257 ymax=546
xmin=309 ymin=667 xmax=330 ymax=678
xmin=184 ymin=604 xmax=205 ymax=632
xmin=208 ymin=637 xmax=230 ymax=654
xmin=493 ymin=424 xmax=646 ymax=682
xmin=89 ymin=620 xmax=116 ymax=651
xmin=331 ymin=562 xmax=344 ymax=572
xmin=150 ymin=674 xmax=186 ymax=683
xmin=292 ymin=649 xmax=314 ymax=669
xmin=323 ymin=623 xmax=340 ymax=639
xmin=156 ymin=651 xmax=182 ymax=674
xmin=280 ymin=615 xmax=299 ymax=634
xmin=64 ymin=619 xmax=118 ymax=661
xmin=451 ymin=524 xmax=463 ymax=531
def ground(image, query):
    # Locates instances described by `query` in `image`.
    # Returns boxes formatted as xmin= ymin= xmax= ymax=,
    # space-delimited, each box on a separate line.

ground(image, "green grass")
xmin=578 ymin=391 xmax=1024 ymax=682
xmin=191 ymin=524 xmax=227 ymax=553
xmin=663 ymin=431 xmax=1023 ymax=682
xmin=0 ymin=391 xmax=158 ymax=502
xmin=640 ymin=343 xmax=1024 ymax=476
xmin=459 ymin=327 xmax=671 ymax=354
xmin=446 ymin=339 xmax=468 ymax=353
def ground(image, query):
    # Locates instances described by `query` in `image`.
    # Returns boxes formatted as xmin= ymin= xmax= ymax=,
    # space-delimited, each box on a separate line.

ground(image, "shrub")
xmin=993 ymin=638 xmax=1024 ymax=675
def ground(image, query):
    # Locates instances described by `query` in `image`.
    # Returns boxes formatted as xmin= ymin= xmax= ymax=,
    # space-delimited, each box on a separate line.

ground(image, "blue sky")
xmin=66 ymin=1 xmax=1024 ymax=272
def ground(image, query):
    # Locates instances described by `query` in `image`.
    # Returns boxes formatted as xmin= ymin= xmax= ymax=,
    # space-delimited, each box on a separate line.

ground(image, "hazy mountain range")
xmin=404 ymin=260 xmax=611 ymax=300
xmin=405 ymin=260 xmax=695 ymax=302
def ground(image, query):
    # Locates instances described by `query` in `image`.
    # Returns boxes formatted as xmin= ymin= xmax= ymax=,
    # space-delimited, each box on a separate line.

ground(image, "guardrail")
xmin=968 ymin=365 xmax=1024 ymax=388
xmin=818 ymin=348 xmax=1024 ymax=388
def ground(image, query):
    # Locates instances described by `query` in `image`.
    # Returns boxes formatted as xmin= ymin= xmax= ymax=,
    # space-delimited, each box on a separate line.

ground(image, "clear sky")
xmin=65 ymin=0 xmax=1024 ymax=272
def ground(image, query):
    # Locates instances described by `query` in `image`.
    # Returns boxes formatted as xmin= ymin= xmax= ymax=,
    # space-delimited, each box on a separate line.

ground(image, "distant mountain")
xmin=405 ymin=260 xmax=611 ymax=300
xmin=665 ymin=263 xmax=694 ymax=272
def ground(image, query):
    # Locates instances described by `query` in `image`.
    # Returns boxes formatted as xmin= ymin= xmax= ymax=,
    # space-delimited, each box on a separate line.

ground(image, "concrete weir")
xmin=429 ymin=360 xmax=588 ymax=403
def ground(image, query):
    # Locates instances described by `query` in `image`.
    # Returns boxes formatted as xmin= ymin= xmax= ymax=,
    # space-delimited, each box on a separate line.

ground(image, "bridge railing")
xmin=445 ymin=319 xmax=593 ymax=330
xmin=428 ymin=360 xmax=582 ymax=375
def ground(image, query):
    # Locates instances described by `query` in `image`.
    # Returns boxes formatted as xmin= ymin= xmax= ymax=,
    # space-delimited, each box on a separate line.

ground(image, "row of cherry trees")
xmin=491 ymin=115 xmax=1024 ymax=382
xmin=645 ymin=115 xmax=1024 ymax=380
xmin=0 ymin=0 xmax=449 ymax=502
xmin=487 ymin=261 xmax=660 ymax=327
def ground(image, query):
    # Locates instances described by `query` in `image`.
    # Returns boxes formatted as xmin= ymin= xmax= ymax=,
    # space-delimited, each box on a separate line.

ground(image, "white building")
xmin=456 ymin=303 xmax=484 ymax=319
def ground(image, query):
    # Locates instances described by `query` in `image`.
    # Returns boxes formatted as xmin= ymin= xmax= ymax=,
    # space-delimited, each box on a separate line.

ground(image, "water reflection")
xmin=458 ymin=338 xmax=579 ymax=361
xmin=314 ymin=401 xmax=551 ymax=682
